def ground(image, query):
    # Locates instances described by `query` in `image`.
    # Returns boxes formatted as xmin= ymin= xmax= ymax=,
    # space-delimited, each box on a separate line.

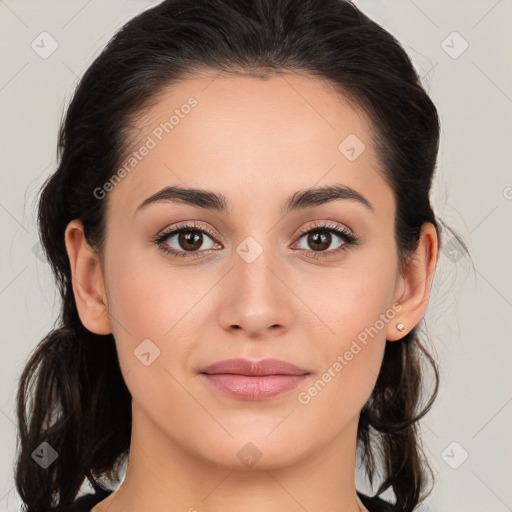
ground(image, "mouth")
xmin=198 ymin=358 xmax=311 ymax=401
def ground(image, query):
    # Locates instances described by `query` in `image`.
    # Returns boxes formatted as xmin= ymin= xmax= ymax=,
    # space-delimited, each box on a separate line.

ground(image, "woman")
xmin=15 ymin=0 xmax=459 ymax=510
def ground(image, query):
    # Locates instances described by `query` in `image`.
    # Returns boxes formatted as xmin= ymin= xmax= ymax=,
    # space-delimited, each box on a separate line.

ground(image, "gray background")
xmin=1 ymin=1 xmax=511 ymax=510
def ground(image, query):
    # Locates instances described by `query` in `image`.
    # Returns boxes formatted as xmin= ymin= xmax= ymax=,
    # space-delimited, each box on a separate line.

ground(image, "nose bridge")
xmin=224 ymin=231 xmax=289 ymax=333
xmin=235 ymin=232 xmax=279 ymax=299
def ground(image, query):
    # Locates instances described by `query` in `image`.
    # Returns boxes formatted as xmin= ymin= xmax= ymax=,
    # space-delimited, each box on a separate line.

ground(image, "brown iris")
xmin=307 ymin=231 xmax=331 ymax=251
xmin=178 ymin=230 xmax=203 ymax=251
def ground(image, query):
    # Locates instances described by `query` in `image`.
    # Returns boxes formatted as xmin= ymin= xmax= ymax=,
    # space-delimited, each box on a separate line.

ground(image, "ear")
xmin=64 ymin=219 xmax=111 ymax=335
xmin=386 ymin=222 xmax=439 ymax=341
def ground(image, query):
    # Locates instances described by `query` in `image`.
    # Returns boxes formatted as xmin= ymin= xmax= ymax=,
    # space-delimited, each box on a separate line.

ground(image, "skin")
xmin=64 ymin=71 xmax=438 ymax=512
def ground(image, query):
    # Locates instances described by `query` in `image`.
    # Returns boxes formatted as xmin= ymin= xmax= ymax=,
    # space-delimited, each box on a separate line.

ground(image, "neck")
xmin=95 ymin=402 xmax=367 ymax=512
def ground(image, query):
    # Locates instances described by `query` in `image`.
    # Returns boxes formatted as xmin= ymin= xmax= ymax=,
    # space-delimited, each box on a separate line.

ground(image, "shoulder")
xmin=66 ymin=488 xmax=397 ymax=512
xmin=60 ymin=486 xmax=113 ymax=512
xmin=357 ymin=490 xmax=402 ymax=512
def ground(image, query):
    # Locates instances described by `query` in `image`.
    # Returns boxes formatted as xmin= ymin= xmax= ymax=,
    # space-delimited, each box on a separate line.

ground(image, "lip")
xmin=199 ymin=358 xmax=311 ymax=400
xmin=200 ymin=358 xmax=309 ymax=376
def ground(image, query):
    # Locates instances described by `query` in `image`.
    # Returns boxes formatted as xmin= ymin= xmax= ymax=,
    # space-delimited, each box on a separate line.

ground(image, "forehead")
xmin=105 ymin=71 xmax=393 ymax=222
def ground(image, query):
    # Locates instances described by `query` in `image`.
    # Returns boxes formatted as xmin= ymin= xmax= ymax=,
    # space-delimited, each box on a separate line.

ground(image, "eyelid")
xmin=155 ymin=219 xmax=355 ymax=243
xmin=293 ymin=219 xmax=355 ymax=240
xmin=155 ymin=220 xmax=220 ymax=242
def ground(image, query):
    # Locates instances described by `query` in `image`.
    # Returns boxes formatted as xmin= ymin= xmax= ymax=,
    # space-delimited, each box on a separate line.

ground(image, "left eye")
xmin=294 ymin=228 xmax=350 ymax=252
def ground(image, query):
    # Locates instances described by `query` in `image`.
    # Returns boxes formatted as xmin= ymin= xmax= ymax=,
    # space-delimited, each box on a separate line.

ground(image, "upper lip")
xmin=199 ymin=358 xmax=310 ymax=376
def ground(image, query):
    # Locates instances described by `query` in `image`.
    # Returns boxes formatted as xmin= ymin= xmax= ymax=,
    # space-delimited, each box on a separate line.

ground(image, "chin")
xmin=191 ymin=435 xmax=309 ymax=472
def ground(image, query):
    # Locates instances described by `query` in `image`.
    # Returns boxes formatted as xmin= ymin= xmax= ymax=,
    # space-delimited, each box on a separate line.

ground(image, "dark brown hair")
xmin=15 ymin=1 xmax=467 ymax=510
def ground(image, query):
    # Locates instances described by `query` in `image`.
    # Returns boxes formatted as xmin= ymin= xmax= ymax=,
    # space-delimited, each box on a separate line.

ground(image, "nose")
xmin=218 ymin=248 xmax=292 ymax=339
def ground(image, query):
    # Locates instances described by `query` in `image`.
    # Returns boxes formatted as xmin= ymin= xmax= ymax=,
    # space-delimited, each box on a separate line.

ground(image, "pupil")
xmin=181 ymin=231 xmax=202 ymax=251
xmin=310 ymin=232 xmax=330 ymax=251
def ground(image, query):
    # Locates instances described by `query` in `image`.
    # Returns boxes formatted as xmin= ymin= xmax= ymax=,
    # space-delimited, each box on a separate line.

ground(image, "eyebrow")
xmin=135 ymin=183 xmax=374 ymax=216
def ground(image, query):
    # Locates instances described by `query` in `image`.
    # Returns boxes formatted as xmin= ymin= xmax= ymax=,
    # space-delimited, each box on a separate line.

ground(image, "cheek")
xmin=103 ymin=245 xmax=179 ymax=372
xmin=103 ymin=254 xmax=198 ymax=417
xmin=297 ymin=253 xmax=398 ymax=399
xmin=294 ymin=277 xmax=394 ymax=439
xmin=305 ymin=261 xmax=398 ymax=345
xmin=105 ymin=242 xmax=183 ymax=331
xmin=104 ymin=244 xmax=220 ymax=384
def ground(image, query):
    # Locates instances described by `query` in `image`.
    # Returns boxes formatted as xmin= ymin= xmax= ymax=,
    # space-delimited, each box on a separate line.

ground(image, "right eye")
xmin=153 ymin=222 xmax=221 ymax=259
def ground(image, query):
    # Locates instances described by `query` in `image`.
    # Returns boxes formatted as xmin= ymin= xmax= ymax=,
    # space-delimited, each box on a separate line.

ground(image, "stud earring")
xmin=396 ymin=322 xmax=405 ymax=332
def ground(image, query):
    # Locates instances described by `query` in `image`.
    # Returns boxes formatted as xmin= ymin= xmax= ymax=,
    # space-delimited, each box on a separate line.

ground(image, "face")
xmin=94 ymin=71 xmax=406 ymax=469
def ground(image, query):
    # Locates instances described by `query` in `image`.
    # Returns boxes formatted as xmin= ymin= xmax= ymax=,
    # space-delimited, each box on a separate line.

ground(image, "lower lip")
xmin=200 ymin=373 xmax=309 ymax=400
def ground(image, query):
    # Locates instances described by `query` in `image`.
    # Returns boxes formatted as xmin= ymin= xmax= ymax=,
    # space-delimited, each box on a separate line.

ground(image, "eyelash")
xmin=153 ymin=220 xmax=359 ymax=261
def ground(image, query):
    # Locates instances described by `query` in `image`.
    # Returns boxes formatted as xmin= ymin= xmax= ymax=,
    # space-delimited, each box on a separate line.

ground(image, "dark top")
xmin=61 ymin=484 xmax=401 ymax=512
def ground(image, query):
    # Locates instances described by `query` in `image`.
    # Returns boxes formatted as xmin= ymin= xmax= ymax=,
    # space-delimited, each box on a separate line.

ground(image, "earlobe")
xmin=387 ymin=318 xmax=408 ymax=342
xmin=64 ymin=219 xmax=111 ymax=335
xmin=386 ymin=222 xmax=439 ymax=342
